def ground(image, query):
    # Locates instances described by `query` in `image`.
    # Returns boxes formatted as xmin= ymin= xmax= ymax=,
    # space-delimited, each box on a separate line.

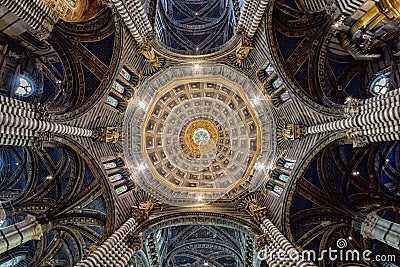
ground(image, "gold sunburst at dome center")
xmin=184 ymin=119 xmax=219 ymax=153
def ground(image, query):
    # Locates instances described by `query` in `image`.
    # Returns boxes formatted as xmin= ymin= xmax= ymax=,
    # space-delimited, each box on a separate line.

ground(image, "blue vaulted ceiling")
xmin=155 ymin=0 xmax=236 ymax=55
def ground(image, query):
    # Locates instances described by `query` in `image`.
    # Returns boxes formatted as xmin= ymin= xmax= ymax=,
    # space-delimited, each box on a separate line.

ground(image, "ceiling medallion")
xmin=184 ymin=119 xmax=219 ymax=153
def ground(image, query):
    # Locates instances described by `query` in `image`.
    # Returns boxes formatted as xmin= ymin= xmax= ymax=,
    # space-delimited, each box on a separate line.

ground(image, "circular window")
xmin=370 ymin=72 xmax=390 ymax=96
xmin=15 ymin=76 xmax=35 ymax=97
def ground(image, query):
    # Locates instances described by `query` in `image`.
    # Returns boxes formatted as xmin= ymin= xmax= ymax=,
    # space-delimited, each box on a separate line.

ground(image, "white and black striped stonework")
xmin=0 ymin=95 xmax=93 ymax=146
xmin=238 ymin=0 xmax=268 ymax=38
xmin=0 ymin=112 xmax=92 ymax=137
xmin=0 ymin=0 xmax=55 ymax=31
xmin=75 ymin=218 xmax=137 ymax=267
xmin=298 ymin=0 xmax=326 ymax=12
xmin=123 ymin=0 xmax=152 ymax=37
xmin=0 ymin=95 xmax=37 ymax=119
xmin=336 ymin=0 xmax=368 ymax=16
xmin=261 ymin=219 xmax=317 ymax=267
xmin=307 ymin=88 xmax=400 ymax=143
xmin=111 ymin=0 xmax=152 ymax=44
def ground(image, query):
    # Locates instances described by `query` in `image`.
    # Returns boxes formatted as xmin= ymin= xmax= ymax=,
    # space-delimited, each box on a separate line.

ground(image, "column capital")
xmin=126 ymin=232 xmax=143 ymax=251
xmin=277 ymin=124 xmax=308 ymax=140
xmin=244 ymin=199 xmax=267 ymax=224
xmin=92 ymin=127 xmax=121 ymax=143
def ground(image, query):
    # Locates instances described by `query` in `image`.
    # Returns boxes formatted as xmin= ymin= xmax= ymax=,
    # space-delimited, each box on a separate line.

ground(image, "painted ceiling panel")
xmin=155 ymin=0 xmax=235 ymax=54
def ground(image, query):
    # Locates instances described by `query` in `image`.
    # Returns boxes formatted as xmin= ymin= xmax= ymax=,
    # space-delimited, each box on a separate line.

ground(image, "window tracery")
xmin=15 ymin=76 xmax=34 ymax=97
xmin=370 ymin=72 xmax=390 ymax=96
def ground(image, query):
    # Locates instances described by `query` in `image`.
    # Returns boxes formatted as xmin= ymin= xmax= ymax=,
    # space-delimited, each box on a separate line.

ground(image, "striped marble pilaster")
xmin=306 ymin=89 xmax=400 ymax=145
xmin=123 ymin=0 xmax=153 ymax=38
xmin=298 ymin=0 xmax=326 ymax=12
xmin=75 ymin=218 xmax=137 ymax=267
xmin=360 ymin=93 xmax=400 ymax=113
xmin=336 ymin=0 xmax=368 ymax=16
xmin=0 ymin=95 xmax=37 ymax=118
xmin=237 ymin=0 xmax=251 ymax=31
xmin=237 ymin=0 xmax=268 ymax=38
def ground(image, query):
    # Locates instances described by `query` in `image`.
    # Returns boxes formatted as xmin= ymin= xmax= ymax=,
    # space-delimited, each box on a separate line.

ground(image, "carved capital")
xmin=132 ymin=198 xmax=155 ymax=220
xmin=277 ymin=124 xmax=308 ymax=140
xmin=244 ymin=199 xmax=267 ymax=224
xmin=126 ymin=232 xmax=143 ymax=250
xmin=343 ymin=98 xmax=362 ymax=118
xmin=235 ymin=37 xmax=253 ymax=64
xmin=360 ymin=213 xmax=380 ymax=239
xmin=255 ymin=234 xmax=271 ymax=251
xmin=34 ymin=103 xmax=51 ymax=121
xmin=92 ymin=127 xmax=121 ymax=143
xmin=131 ymin=198 xmax=165 ymax=220
xmin=36 ymin=16 xmax=58 ymax=40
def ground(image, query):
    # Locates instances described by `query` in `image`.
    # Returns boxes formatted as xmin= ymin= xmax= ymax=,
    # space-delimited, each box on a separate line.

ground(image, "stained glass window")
xmin=273 ymin=78 xmax=282 ymax=89
xmin=15 ymin=76 xmax=34 ymax=97
xmin=109 ymin=173 xmax=123 ymax=182
xmin=115 ymin=185 xmax=128 ymax=195
xmin=278 ymin=173 xmax=289 ymax=183
xmin=113 ymin=81 xmax=125 ymax=94
xmin=103 ymin=162 xmax=117 ymax=170
xmin=370 ymin=73 xmax=390 ymax=96
xmin=265 ymin=64 xmax=274 ymax=76
xmin=273 ymin=185 xmax=284 ymax=196
xmin=105 ymin=96 xmax=118 ymax=107
xmin=120 ymin=68 xmax=131 ymax=81
xmin=279 ymin=90 xmax=290 ymax=102
xmin=1 ymin=256 xmax=25 ymax=267
xmin=283 ymin=160 xmax=295 ymax=170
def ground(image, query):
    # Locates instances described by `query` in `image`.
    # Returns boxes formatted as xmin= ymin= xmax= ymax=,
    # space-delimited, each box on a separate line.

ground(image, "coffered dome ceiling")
xmin=123 ymin=64 xmax=275 ymax=206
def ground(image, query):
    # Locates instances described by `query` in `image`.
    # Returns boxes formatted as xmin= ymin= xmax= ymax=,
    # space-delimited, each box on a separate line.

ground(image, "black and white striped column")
xmin=0 ymin=0 xmax=58 ymax=39
xmin=0 ymin=95 xmax=37 ymax=119
xmin=307 ymin=89 xmax=400 ymax=143
xmin=0 ymin=95 xmax=93 ymax=146
xmin=0 ymin=112 xmax=92 ymax=137
xmin=110 ymin=0 xmax=153 ymax=44
xmin=336 ymin=0 xmax=368 ymax=16
xmin=259 ymin=219 xmax=317 ymax=267
xmin=75 ymin=218 xmax=137 ymax=267
xmin=237 ymin=0 xmax=268 ymax=38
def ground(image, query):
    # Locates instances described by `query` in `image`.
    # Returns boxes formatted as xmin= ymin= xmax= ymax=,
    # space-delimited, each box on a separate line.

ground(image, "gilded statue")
xmin=235 ymin=37 xmax=253 ymax=64
xmin=140 ymin=44 xmax=160 ymax=68
xmin=132 ymin=198 xmax=165 ymax=220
